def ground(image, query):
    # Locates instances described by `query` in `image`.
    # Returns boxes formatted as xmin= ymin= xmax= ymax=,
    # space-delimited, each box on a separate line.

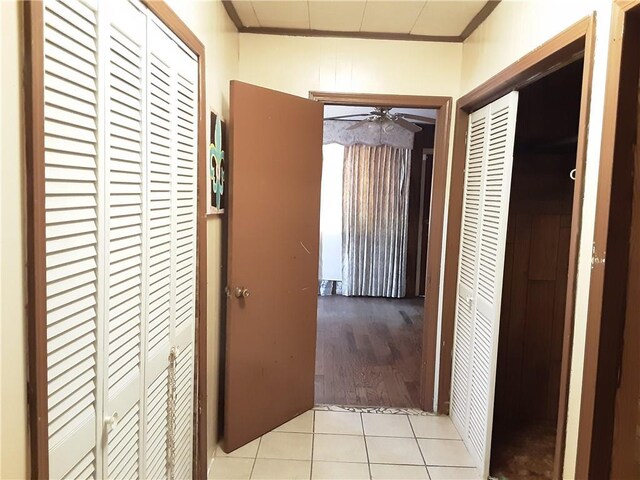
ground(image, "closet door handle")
xmin=105 ymin=412 xmax=120 ymax=433
xmin=465 ymin=296 xmax=473 ymax=308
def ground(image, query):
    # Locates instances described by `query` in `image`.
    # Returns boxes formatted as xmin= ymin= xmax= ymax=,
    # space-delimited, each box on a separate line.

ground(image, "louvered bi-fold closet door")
xmin=170 ymin=27 xmax=199 ymax=480
xmin=102 ymin=0 xmax=148 ymax=477
xmin=449 ymin=91 xmax=518 ymax=478
xmin=43 ymin=0 xmax=100 ymax=477
xmin=449 ymin=104 xmax=490 ymax=442
xmin=143 ymin=18 xmax=199 ymax=480
xmin=41 ymin=0 xmax=199 ymax=477
xmin=143 ymin=18 xmax=175 ymax=480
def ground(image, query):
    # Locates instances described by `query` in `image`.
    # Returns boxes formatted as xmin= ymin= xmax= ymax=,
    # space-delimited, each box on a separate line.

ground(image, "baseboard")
xmin=207 ymin=455 xmax=215 ymax=479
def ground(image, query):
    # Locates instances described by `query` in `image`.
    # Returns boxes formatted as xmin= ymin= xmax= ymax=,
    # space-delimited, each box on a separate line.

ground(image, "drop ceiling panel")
xmin=412 ymin=1 xmax=485 ymax=36
xmin=360 ymin=1 xmax=427 ymax=34
xmin=251 ymin=1 xmax=310 ymax=29
xmin=233 ymin=1 xmax=260 ymax=28
xmin=231 ymin=0 xmax=494 ymax=38
xmin=309 ymin=1 xmax=367 ymax=32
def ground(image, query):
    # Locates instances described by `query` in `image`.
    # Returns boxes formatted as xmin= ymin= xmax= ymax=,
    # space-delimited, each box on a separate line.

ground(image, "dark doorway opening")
xmin=490 ymin=59 xmax=584 ymax=479
xmin=315 ymin=107 xmax=436 ymax=408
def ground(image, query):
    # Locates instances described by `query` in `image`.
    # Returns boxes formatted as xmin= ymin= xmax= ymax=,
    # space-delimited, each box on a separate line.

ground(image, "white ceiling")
xmin=231 ymin=0 xmax=491 ymax=37
xmin=324 ymin=105 xmax=437 ymax=123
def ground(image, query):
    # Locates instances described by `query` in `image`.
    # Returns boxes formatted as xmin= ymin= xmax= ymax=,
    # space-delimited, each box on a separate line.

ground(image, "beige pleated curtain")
xmin=342 ymin=144 xmax=411 ymax=298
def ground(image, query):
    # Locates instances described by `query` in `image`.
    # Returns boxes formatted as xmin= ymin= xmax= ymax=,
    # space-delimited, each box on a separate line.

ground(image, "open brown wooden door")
xmin=223 ymin=81 xmax=324 ymax=452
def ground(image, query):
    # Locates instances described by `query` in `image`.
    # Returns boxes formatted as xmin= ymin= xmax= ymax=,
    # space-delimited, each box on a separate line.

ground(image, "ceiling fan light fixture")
xmin=326 ymin=106 xmax=429 ymax=132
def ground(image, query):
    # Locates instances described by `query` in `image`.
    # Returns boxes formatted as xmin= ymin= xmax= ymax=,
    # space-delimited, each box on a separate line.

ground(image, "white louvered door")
xmin=143 ymin=18 xmax=175 ymax=480
xmin=44 ymin=0 xmax=101 ymax=478
xmin=471 ymin=92 xmax=518 ymax=477
xmin=41 ymin=1 xmax=200 ymax=478
xmin=449 ymin=104 xmax=489 ymax=440
xmin=449 ymin=92 xmax=518 ymax=478
xmin=102 ymin=0 xmax=147 ymax=477
xmin=43 ymin=0 xmax=100 ymax=477
xmin=143 ymin=18 xmax=198 ymax=480
xmin=170 ymin=35 xmax=198 ymax=480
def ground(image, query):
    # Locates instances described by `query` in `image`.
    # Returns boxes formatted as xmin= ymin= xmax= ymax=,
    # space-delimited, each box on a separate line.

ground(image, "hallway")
xmin=210 ymin=407 xmax=480 ymax=479
xmin=315 ymin=297 xmax=424 ymax=408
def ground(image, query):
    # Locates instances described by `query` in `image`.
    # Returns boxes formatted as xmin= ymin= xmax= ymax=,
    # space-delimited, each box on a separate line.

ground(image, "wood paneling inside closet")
xmin=493 ymin=59 xmax=583 ymax=429
xmin=490 ymin=57 xmax=584 ymax=480
xmin=495 ymin=155 xmax=573 ymax=426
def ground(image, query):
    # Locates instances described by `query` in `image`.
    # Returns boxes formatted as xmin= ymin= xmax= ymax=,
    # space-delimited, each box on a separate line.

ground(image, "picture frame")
xmin=207 ymin=109 xmax=226 ymax=215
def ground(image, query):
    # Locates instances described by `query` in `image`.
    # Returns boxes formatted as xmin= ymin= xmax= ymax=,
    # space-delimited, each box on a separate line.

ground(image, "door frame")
xmin=23 ymin=1 xmax=208 ymax=478
xmin=309 ymin=91 xmax=453 ymax=413
xmin=576 ymin=1 xmax=640 ymax=477
xmin=439 ymin=15 xmax=595 ymax=480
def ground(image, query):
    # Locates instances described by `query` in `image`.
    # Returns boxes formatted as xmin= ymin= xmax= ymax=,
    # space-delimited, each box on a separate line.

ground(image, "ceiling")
xmin=224 ymin=1 xmax=500 ymax=42
xmin=324 ymin=105 xmax=437 ymax=123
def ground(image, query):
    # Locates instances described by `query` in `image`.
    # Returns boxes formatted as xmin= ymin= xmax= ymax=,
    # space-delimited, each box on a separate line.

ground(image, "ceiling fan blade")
xmin=347 ymin=119 xmax=371 ymax=130
xmin=323 ymin=113 xmax=370 ymax=120
xmin=400 ymin=113 xmax=437 ymax=123
xmin=393 ymin=116 xmax=422 ymax=132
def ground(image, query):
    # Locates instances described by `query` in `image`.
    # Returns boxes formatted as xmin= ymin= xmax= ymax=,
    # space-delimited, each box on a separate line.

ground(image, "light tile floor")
xmin=210 ymin=410 xmax=481 ymax=480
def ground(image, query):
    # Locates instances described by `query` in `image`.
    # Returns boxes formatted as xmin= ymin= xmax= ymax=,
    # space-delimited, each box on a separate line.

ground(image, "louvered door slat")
xmin=449 ymin=92 xmax=518 ymax=478
xmin=43 ymin=1 xmax=100 ymax=478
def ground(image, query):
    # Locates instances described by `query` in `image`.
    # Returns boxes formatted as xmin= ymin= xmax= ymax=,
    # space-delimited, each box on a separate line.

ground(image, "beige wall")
xmin=164 ymin=0 xmax=239 ymax=470
xmin=461 ymin=1 xmax=613 ymax=478
xmin=239 ymin=33 xmax=462 ymax=98
xmin=461 ymin=0 xmax=601 ymax=93
xmin=0 ymin=1 xmax=29 ymax=478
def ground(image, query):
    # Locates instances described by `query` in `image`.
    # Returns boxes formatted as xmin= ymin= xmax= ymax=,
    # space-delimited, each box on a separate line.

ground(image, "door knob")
xmin=234 ymin=287 xmax=250 ymax=298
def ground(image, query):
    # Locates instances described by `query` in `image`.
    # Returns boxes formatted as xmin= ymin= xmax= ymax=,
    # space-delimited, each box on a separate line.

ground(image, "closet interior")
xmin=489 ymin=59 xmax=584 ymax=479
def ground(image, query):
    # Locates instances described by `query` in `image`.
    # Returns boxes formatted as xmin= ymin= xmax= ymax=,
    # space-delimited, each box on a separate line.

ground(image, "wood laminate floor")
xmin=315 ymin=296 xmax=424 ymax=408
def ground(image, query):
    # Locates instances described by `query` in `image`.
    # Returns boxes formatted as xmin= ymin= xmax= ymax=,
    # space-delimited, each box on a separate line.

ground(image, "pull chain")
xmin=167 ymin=347 xmax=179 ymax=480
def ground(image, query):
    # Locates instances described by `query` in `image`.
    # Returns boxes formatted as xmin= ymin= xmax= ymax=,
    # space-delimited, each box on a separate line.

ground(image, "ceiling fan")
xmin=324 ymin=107 xmax=435 ymax=133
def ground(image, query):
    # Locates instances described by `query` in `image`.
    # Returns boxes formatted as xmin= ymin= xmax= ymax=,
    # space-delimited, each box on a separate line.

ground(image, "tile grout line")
xmin=359 ymin=412 xmax=373 ymax=480
xmin=249 ymin=437 xmax=261 ymax=480
xmin=408 ymin=413 xmax=431 ymax=480
xmin=247 ymin=411 xmax=480 ymax=479
xmin=309 ymin=410 xmax=315 ymax=480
